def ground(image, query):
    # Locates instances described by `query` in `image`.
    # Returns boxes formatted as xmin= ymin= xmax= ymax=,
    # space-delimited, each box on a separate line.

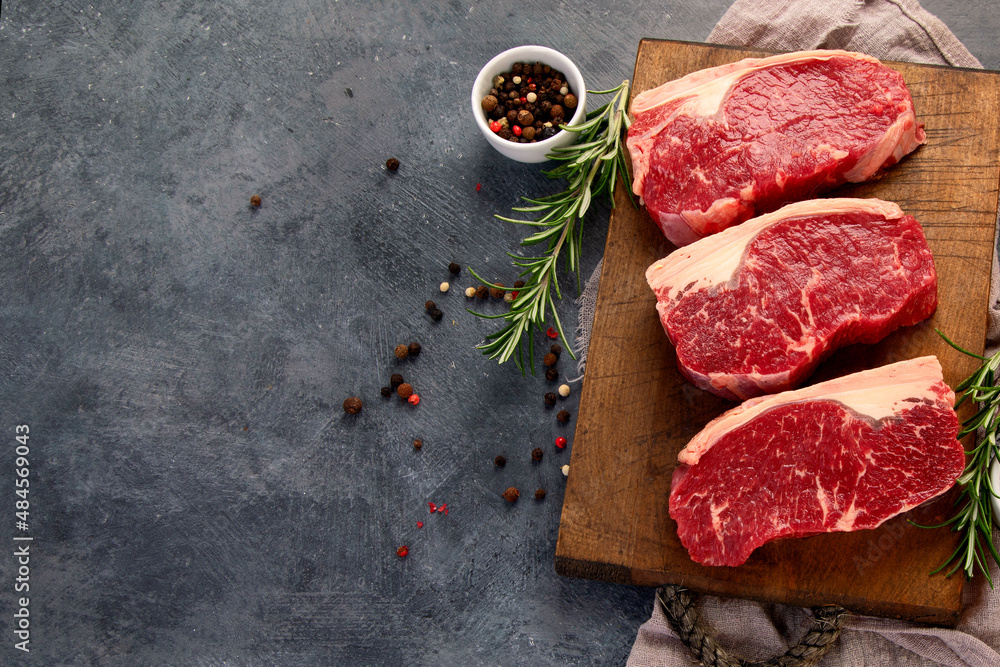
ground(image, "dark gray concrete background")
xmin=1 ymin=1 xmax=997 ymax=665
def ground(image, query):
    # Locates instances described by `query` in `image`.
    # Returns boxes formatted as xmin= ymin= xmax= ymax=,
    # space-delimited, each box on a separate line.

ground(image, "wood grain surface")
xmin=555 ymin=40 xmax=1000 ymax=626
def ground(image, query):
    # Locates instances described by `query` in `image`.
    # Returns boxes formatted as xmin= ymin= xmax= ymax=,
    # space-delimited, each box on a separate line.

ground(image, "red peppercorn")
xmin=417 ymin=521 xmax=424 ymax=528
xmin=555 ymin=436 xmax=567 ymax=449
xmin=397 ymin=545 xmax=409 ymax=557
xmin=512 ymin=125 xmax=522 ymax=137
xmin=476 ymin=183 xmax=482 ymax=192
xmin=490 ymin=120 xmax=501 ymax=133
xmin=546 ymin=327 xmax=558 ymax=339
xmin=408 ymin=394 xmax=420 ymax=406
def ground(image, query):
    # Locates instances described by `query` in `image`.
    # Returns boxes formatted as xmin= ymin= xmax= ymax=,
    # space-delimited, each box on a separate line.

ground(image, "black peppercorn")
xmin=476 ymin=285 xmax=489 ymax=299
xmin=380 ymin=386 xmax=391 ymax=397
xmin=390 ymin=373 xmax=404 ymax=389
xmin=449 ymin=262 xmax=461 ymax=275
xmin=513 ymin=280 xmax=525 ymax=289
xmin=408 ymin=342 xmax=422 ymax=357
xmin=431 ymin=308 xmax=443 ymax=322
xmin=557 ymin=410 xmax=570 ymax=423
xmin=545 ymin=367 xmax=559 ymax=382
xmin=534 ymin=488 xmax=546 ymax=500
xmin=425 ymin=300 xmax=436 ymax=312
xmin=343 ymin=396 xmax=362 ymax=414
xmin=531 ymin=448 xmax=543 ymax=462
xmin=386 ymin=157 xmax=400 ymax=171
xmin=494 ymin=455 xmax=506 ymax=467
xmin=550 ymin=344 xmax=562 ymax=357
xmin=413 ymin=439 xmax=423 ymax=450
xmin=544 ymin=392 xmax=557 ymax=407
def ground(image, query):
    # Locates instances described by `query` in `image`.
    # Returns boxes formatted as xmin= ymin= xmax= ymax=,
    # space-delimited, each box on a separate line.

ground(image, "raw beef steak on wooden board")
xmin=627 ymin=50 xmax=925 ymax=247
xmin=645 ymin=198 xmax=937 ymax=401
xmin=669 ymin=356 xmax=963 ymax=568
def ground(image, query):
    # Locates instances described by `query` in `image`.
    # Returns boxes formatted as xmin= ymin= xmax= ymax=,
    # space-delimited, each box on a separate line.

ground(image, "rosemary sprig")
xmin=917 ymin=330 xmax=1000 ymax=584
xmin=469 ymin=80 xmax=633 ymax=373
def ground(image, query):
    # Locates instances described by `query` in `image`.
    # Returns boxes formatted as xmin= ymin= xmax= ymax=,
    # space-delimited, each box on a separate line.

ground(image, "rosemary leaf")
xmin=469 ymin=80 xmax=634 ymax=373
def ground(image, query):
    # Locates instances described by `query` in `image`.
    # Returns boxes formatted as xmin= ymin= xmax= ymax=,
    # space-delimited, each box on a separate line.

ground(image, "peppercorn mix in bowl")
xmin=472 ymin=45 xmax=587 ymax=163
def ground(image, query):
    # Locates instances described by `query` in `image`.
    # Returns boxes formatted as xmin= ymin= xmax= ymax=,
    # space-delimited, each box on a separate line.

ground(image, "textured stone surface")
xmin=0 ymin=0 xmax=995 ymax=664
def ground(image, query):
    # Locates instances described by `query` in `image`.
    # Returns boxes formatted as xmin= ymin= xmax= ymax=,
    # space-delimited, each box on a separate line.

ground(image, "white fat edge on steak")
xmin=677 ymin=356 xmax=954 ymax=466
xmin=646 ymin=198 xmax=904 ymax=304
xmin=844 ymin=104 xmax=925 ymax=182
xmin=628 ymin=50 xmax=881 ymax=197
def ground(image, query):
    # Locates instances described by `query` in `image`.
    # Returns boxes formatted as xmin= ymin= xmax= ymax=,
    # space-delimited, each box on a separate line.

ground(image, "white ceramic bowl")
xmin=471 ymin=45 xmax=587 ymax=163
xmin=991 ymin=456 xmax=1000 ymax=528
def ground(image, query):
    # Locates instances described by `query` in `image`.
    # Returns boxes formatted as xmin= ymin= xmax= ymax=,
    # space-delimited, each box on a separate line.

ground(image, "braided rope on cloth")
xmin=656 ymin=585 xmax=847 ymax=667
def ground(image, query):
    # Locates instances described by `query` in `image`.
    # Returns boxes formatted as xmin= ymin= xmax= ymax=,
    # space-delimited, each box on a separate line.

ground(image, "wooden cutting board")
xmin=555 ymin=40 xmax=1000 ymax=626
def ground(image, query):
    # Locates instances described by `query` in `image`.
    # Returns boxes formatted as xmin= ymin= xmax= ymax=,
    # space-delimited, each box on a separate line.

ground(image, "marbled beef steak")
xmin=627 ymin=50 xmax=925 ymax=246
xmin=669 ymin=356 xmax=964 ymax=568
xmin=646 ymin=198 xmax=937 ymax=401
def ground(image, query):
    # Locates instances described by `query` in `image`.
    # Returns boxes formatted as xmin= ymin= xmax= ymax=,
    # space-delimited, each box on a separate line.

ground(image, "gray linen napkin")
xmin=572 ymin=0 xmax=1000 ymax=664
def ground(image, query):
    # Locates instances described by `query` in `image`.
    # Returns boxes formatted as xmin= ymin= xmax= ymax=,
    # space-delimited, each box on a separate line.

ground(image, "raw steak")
xmin=627 ymin=50 xmax=925 ymax=246
xmin=645 ymin=198 xmax=937 ymax=401
xmin=669 ymin=356 xmax=963 ymax=567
